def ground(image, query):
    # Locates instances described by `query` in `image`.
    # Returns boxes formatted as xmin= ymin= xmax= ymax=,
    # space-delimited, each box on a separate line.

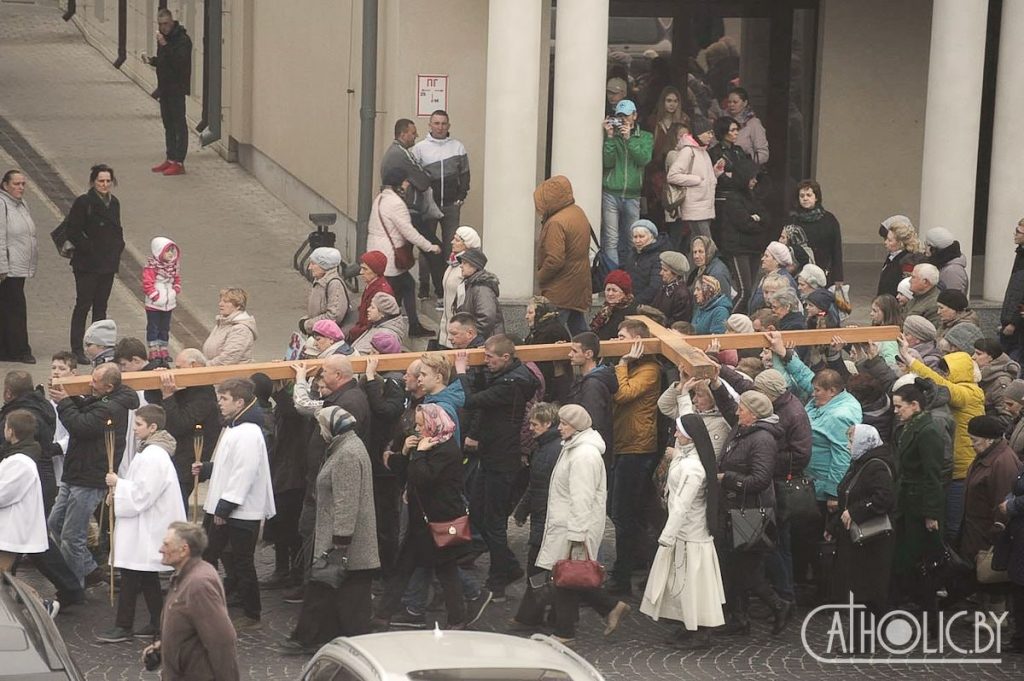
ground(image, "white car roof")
xmin=321 ymin=631 xmax=603 ymax=679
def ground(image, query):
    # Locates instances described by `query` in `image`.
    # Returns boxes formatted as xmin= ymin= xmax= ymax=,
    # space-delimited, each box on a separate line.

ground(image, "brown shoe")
xmin=84 ymin=567 xmax=106 ymax=588
xmin=603 ymin=601 xmax=631 ymax=636
xmin=231 ymin=615 xmax=262 ymax=631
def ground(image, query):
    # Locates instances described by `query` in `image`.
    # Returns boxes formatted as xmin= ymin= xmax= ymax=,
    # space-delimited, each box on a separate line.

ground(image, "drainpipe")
xmin=355 ymin=0 xmax=379 ymax=257
xmin=197 ymin=0 xmax=223 ymax=146
xmin=112 ymin=0 xmax=127 ymax=68
xmin=62 ymin=0 xmax=76 ymax=22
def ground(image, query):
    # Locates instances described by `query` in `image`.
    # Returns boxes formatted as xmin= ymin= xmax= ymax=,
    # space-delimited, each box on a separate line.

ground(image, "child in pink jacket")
xmin=141 ymin=237 xmax=181 ymax=363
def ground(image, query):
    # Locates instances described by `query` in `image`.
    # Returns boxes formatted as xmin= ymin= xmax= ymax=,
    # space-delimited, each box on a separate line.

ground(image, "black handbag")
xmin=775 ymin=451 xmax=819 ymax=525
xmin=729 ymin=492 xmax=777 ymax=552
xmin=309 ymin=548 xmax=348 ymax=589
xmin=843 ymin=458 xmax=893 ymax=545
xmin=589 ymin=227 xmax=616 ymax=293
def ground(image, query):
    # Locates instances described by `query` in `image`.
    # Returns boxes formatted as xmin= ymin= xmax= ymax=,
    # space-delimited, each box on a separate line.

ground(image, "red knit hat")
xmin=604 ymin=269 xmax=633 ymax=295
xmin=361 ymin=250 xmax=387 ymax=276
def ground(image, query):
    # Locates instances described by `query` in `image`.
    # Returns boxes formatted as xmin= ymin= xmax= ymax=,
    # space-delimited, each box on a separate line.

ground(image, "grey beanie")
xmin=457 ymin=247 xmax=488 ymax=271
xmin=558 ymin=404 xmax=592 ymax=432
xmin=726 ymin=314 xmax=754 ymax=334
xmin=943 ymin=322 xmax=984 ymax=354
xmin=754 ymin=369 xmax=787 ymax=400
xmin=659 ymin=251 xmax=690 ymax=277
xmin=903 ymin=315 xmax=937 ymax=342
xmin=1004 ymin=379 xmax=1024 ymax=404
xmin=84 ymin=319 xmax=117 ymax=348
xmin=371 ymin=292 xmax=401 ymax=317
xmin=739 ymin=390 xmax=774 ymax=419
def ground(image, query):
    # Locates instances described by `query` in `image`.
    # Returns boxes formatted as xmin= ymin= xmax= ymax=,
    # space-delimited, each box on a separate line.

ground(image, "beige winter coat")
xmin=301 ymin=269 xmax=351 ymax=334
xmin=665 ymin=141 xmax=716 ymax=222
xmin=202 ymin=310 xmax=257 ymax=366
xmin=366 ymin=188 xmax=435 ymax=277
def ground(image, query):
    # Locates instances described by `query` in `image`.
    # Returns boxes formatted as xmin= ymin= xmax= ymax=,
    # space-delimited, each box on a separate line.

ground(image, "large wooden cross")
xmin=54 ymin=318 xmax=901 ymax=396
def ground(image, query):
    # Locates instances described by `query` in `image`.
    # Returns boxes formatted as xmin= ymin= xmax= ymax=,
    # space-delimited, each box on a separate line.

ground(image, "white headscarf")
xmin=849 ymin=424 xmax=883 ymax=461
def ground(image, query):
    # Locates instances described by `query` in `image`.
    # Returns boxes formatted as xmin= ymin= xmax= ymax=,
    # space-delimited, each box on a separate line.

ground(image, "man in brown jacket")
xmin=145 ymin=521 xmax=239 ymax=681
xmin=534 ymin=175 xmax=592 ymax=334
xmin=608 ymin=319 xmax=662 ymax=596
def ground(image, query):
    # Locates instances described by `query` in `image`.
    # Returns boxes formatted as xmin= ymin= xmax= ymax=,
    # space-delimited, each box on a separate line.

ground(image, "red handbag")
xmin=378 ymin=196 xmax=416 ymax=271
xmin=413 ymin=488 xmax=471 ymax=548
xmin=552 ymin=545 xmax=605 ymax=590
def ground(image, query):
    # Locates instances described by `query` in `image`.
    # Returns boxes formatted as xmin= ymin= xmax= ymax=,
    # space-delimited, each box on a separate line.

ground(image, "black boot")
xmin=721 ymin=613 xmax=750 ymax=636
xmin=771 ymin=598 xmax=794 ymax=635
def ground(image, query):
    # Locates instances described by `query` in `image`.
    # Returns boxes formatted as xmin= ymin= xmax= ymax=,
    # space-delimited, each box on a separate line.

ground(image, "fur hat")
xmin=739 ymin=390 xmax=774 ymax=419
xmin=84 ymin=319 xmax=117 ymax=348
xmin=903 ymin=315 xmax=937 ymax=342
xmin=765 ymin=241 xmax=793 ymax=267
xmin=360 ymin=251 xmax=387 ymax=276
xmin=659 ymin=251 xmax=689 ymax=277
xmin=558 ymin=404 xmax=592 ymax=432
xmin=604 ymin=269 xmax=633 ymax=295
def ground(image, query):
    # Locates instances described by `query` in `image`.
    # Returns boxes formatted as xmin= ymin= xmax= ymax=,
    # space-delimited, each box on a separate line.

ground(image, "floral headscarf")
xmin=416 ymin=403 xmax=456 ymax=444
xmin=849 ymin=424 xmax=883 ymax=461
xmin=695 ymin=274 xmax=721 ymax=304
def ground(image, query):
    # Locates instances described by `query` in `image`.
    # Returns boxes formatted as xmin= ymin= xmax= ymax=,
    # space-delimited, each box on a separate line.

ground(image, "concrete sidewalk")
xmin=0 ymin=1 xmax=316 ymax=370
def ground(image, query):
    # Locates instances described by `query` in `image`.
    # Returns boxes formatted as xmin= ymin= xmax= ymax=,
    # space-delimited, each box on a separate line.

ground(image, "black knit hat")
xmin=967 ymin=415 xmax=1005 ymax=439
xmin=937 ymin=289 xmax=969 ymax=312
xmin=973 ymin=337 xmax=1003 ymax=359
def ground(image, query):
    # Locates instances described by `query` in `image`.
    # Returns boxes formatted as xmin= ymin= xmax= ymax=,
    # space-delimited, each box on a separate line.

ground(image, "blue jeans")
xmin=945 ymin=479 xmax=964 ymax=541
xmin=765 ymin=516 xmax=795 ymax=601
xmin=48 ymin=483 xmax=106 ymax=586
xmin=401 ymin=566 xmax=481 ymax=613
xmin=557 ymin=308 xmax=588 ymax=336
xmin=601 ymin=192 xmax=640 ymax=269
xmin=145 ymin=309 xmax=172 ymax=345
xmin=610 ymin=453 xmax=658 ymax=585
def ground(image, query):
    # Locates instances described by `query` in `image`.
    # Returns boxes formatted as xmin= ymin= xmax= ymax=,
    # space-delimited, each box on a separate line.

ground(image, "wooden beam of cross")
xmin=53 ymin=318 xmax=901 ymax=396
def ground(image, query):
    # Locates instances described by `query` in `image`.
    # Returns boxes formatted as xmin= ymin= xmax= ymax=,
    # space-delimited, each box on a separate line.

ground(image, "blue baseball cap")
xmin=614 ymin=99 xmax=637 ymax=116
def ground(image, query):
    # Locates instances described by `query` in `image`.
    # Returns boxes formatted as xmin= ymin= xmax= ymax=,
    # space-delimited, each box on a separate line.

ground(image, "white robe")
xmin=640 ymin=447 xmax=726 ymax=629
xmin=118 ymin=390 xmax=149 ymax=478
xmin=203 ymin=421 xmax=275 ymax=521
xmin=0 ymin=453 xmax=48 ymax=553
xmin=113 ymin=443 xmax=186 ymax=571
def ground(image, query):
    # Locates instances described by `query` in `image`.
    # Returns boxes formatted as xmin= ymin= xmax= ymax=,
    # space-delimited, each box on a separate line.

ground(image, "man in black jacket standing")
xmin=48 ymin=363 xmax=139 ymax=588
xmin=149 ymin=9 xmax=192 ymax=176
xmin=454 ymin=335 xmax=538 ymax=601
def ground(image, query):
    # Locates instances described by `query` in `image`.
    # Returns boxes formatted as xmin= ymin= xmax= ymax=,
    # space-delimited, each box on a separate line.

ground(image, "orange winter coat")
xmin=613 ymin=358 xmax=661 ymax=455
xmin=534 ymin=176 xmax=592 ymax=313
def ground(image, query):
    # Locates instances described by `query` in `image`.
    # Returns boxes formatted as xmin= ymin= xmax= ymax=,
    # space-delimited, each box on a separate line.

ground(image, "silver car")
xmin=300 ymin=630 xmax=605 ymax=681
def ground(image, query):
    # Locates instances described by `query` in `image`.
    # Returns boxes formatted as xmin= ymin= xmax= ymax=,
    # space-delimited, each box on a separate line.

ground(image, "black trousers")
xmin=290 ymin=571 xmax=373 ymax=646
xmin=159 ymin=92 xmax=189 ymax=163
xmin=1011 ymin=582 xmax=1024 ymax=647
xmin=727 ymin=254 xmax=759 ymax=314
xmin=0 ymin=276 xmax=31 ymax=358
xmin=376 ymin=537 xmax=466 ymax=626
xmin=373 ymin=476 xmax=401 ymax=578
xmin=720 ymin=544 xmax=778 ymax=619
xmin=264 ymin=489 xmax=303 ymax=573
xmin=469 ymin=466 xmax=521 ymax=588
xmin=23 ymin=534 xmax=84 ymax=604
xmin=70 ymin=271 xmax=115 ymax=353
xmin=553 ymin=584 xmax=617 ymax=638
xmin=115 ymin=569 xmax=163 ymax=630
xmin=514 ymin=544 xmax=548 ymax=625
xmin=203 ymin=517 xmax=260 ymax=619
xmin=386 ymin=271 xmax=422 ymax=329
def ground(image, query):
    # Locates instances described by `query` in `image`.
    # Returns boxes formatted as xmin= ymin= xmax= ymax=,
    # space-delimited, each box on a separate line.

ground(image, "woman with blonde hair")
xmin=202 ymin=287 xmax=257 ymax=366
xmin=877 ymin=215 xmax=924 ymax=297
xmin=437 ymin=225 xmax=481 ymax=349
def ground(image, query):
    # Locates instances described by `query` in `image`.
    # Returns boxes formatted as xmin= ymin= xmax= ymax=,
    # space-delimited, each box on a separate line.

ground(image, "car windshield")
xmin=408 ymin=670 xmax=573 ymax=681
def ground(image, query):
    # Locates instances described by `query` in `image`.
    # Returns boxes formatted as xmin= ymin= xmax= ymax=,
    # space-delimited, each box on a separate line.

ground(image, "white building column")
xmin=482 ymin=0 xmax=543 ymax=300
xmin=984 ymin=1 xmax=1024 ymax=302
xmin=549 ymin=0 xmax=609 ymax=234
xmin=918 ymin=0 xmax=988 ymax=290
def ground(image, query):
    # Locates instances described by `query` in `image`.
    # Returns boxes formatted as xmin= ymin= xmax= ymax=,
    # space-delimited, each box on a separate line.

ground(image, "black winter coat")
xmin=526 ymin=315 xmax=572 ymax=404
xmin=363 ymin=372 xmax=405 ymax=476
xmin=591 ymin=298 xmax=640 ymax=341
xmin=1000 ymin=245 xmax=1024 ymax=327
xmin=999 ymin=468 xmax=1024 ymax=585
xmin=708 ymin=144 xmax=750 ymax=194
xmin=829 ymin=445 xmax=896 ymax=607
xmin=716 ymin=187 xmax=771 ymax=257
xmin=66 ymin=189 xmax=125 ymax=274
xmin=388 ymin=437 xmax=470 ymax=566
xmin=461 ymin=359 xmax=538 ymax=472
xmin=877 ymin=249 xmax=921 ymax=297
xmin=153 ymin=22 xmax=192 ymax=96
xmin=652 ymin=278 xmax=692 ymax=325
xmin=154 ymin=385 xmax=222 ymax=489
xmin=564 ymin=365 xmax=618 ymax=461
xmin=718 ymin=417 xmax=780 ymax=522
xmin=778 ymin=310 xmax=805 ymax=331
xmin=513 ymin=427 xmax=562 ymax=546
xmin=268 ymin=386 xmax=311 ymax=493
xmin=627 ymin=234 xmax=669 ymax=305
xmin=0 ymin=390 xmax=57 ymax=506
xmin=57 ymin=384 xmax=139 ymax=489
xmin=792 ymin=209 xmax=844 ymax=283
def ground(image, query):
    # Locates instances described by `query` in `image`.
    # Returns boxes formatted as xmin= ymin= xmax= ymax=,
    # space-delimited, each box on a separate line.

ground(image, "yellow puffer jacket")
xmin=910 ymin=352 xmax=985 ymax=480
xmin=613 ymin=359 xmax=661 ymax=455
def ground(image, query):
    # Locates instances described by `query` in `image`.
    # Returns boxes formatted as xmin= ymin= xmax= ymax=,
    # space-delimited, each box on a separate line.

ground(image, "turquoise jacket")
xmin=692 ymin=293 xmax=732 ymax=335
xmin=602 ymin=129 xmax=653 ymax=198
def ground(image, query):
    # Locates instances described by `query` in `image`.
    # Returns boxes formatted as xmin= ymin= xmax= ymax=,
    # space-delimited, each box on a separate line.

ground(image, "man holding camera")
xmin=601 ymin=99 xmax=652 ymax=269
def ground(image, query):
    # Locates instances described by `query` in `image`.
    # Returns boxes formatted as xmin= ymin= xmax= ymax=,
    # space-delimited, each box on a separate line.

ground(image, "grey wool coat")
xmin=314 ymin=429 xmax=380 ymax=570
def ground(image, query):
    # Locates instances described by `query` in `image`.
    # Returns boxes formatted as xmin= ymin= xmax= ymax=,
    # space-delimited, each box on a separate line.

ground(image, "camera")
xmin=605 ymin=116 xmax=624 ymax=129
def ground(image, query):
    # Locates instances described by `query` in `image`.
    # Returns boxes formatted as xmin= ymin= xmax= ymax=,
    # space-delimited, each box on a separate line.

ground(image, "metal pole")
xmin=112 ymin=0 xmax=127 ymax=68
xmin=355 ymin=0 xmax=379 ymax=257
xmin=62 ymin=0 xmax=77 ymax=22
xmin=200 ymin=0 xmax=223 ymax=146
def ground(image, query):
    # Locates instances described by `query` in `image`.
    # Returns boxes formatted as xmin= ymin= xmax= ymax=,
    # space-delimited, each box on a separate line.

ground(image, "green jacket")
xmin=894 ymin=411 xmax=945 ymax=520
xmin=602 ymin=129 xmax=653 ymax=198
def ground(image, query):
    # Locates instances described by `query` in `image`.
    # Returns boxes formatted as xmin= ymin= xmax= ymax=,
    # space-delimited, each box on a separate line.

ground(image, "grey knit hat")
xmin=943 ymin=322 xmax=984 ymax=354
xmin=659 ymin=251 xmax=690 ymax=277
xmin=1004 ymin=379 xmax=1024 ymax=404
xmin=371 ymin=292 xmax=401 ymax=317
xmin=739 ymin=390 xmax=774 ymax=419
xmin=903 ymin=315 xmax=937 ymax=342
xmin=558 ymin=404 xmax=592 ymax=432
xmin=726 ymin=314 xmax=754 ymax=334
xmin=754 ymin=369 xmax=787 ymax=400
xmin=84 ymin=319 xmax=117 ymax=348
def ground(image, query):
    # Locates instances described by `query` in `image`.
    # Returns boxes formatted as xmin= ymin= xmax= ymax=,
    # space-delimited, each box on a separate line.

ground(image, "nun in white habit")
xmin=641 ymin=413 xmax=726 ymax=649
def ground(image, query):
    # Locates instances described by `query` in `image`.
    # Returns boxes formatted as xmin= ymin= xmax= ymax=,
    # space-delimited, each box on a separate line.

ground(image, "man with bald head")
xmin=147 ymin=348 xmax=222 ymax=503
xmin=49 ymin=362 xmax=140 ymax=587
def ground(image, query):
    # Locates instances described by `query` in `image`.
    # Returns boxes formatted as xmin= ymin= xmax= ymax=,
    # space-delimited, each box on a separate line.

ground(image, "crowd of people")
xmin=5 ymin=43 xmax=1024 ymax=674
